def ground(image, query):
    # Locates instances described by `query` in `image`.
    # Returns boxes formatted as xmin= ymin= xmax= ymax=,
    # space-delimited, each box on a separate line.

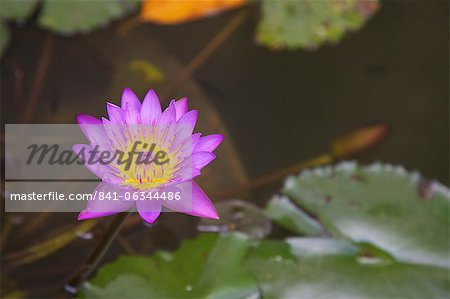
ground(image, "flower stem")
xmin=20 ymin=32 xmax=55 ymax=123
xmin=215 ymin=123 xmax=389 ymax=199
xmin=65 ymin=212 xmax=130 ymax=295
xmin=160 ymin=8 xmax=249 ymax=100
xmin=215 ymin=154 xmax=333 ymax=199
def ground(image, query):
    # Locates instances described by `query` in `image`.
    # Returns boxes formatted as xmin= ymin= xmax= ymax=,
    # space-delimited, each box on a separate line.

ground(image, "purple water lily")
xmin=73 ymin=88 xmax=223 ymax=223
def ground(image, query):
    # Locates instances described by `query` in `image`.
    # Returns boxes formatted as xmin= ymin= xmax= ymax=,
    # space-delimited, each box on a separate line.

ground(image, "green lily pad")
xmin=80 ymin=233 xmax=259 ymax=298
xmin=257 ymin=0 xmax=379 ymax=50
xmin=82 ymin=161 xmax=449 ymax=299
xmin=83 ymin=231 xmax=449 ymax=299
xmin=0 ymin=0 xmax=39 ymax=21
xmin=38 ymin=0 xmax=139 ymax=35
xmin=0 ymin=22 xmax=9 ymax=56
xmin=198 ymin=199 xmax=272 ymax=239
xmin=282 ymin=161 xmax=450 ymax=268
xmin=246 ymin=237 xmax=449 ymax=299
xmin=286 ymin=237 xmax=359 ymax=257
xmin=265 ymin=194 xmax=324 ymax=236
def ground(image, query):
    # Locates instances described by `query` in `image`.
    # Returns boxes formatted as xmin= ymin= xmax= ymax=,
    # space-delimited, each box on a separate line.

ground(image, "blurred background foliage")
xmin=257 ymin=0 xmax=379 ymax=49
xmin=0 ymin=0 xmax=378 ymax=54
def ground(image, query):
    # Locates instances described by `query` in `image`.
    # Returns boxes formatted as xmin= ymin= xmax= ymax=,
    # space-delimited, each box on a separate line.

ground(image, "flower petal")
xmin=72 ymin=144 xmax=122 ymax=183
xmin=176 ymin=110 xmax=197 ymax=137
xmin=195 ymin=134 xmax=224 ymax=152
xmin=141 ymin=89 xmax=162 ymax=124
xmin=76 ymin=113 xmax=101 ymax=125
xmin=190 ymin=182 xmax=219 ymax=219
xmin=121 ymin=87 xmax=141 ymax=124
xmin=106 ymin=102 xmax=124 ymax=124
xmin=182 ymin=151 xmax=216 ymax=170
xmin=158 ymin=100 xmax=176 ymax=125
xmin=174 ymin=97 xmax=188 ymax=120
xmin=136 ymin=197 xmax=162 ymax=224
xmin=75 ymin=114 xmax=110 ymax=152
xmin=172 ymin=110 xmax=198 ymax=148
xmin=78 ymin=182 xmax=135 ymax=220
xmin=102 ymin=117 xmax=126 ymax=150
xmin=78 ymin=211 xmax=117 ymax=221
xmin=162 ymin=181 xmax=218 ymax=219
xmin=191 ymin=133 xmax=201 ymax=148
xmin=173 ymin=167 xmax=201 ymax=183
xmin=171 ymin=133 xmax=200 ymax=160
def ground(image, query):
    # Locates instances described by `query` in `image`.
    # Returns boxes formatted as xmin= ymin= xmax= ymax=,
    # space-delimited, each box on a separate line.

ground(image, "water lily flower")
xmin=73 ymin=88 xmax=223 ymax=223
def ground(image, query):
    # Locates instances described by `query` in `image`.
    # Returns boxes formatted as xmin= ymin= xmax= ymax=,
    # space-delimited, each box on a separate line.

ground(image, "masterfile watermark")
xmin=26 ymin=141 xmax=170 ymax=171
xmin=4 ymin=124 xmax=195 ymax=213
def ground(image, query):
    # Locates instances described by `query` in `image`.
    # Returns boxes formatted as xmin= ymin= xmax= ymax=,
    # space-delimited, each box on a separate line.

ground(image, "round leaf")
xmin=282 ymin=162 xmax=450 ymax=268
xmin=39 ymin=0 xmax=139 ymax=35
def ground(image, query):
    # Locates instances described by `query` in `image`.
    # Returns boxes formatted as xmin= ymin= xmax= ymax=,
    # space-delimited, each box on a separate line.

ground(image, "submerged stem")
xmin=20 ymin=33 xmax=55 ymax=123
xmin=65 ymin=212 xmax=129 ymax=295
xmin=215 ymin=154 xmax=333 ymax=199
xmin=160 ymin=8 xmax=249 ymax=100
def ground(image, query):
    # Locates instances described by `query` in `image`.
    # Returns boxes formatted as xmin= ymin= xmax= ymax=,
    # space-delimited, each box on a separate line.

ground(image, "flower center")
xmin=115 ymin=137 xmax=177 ymax=190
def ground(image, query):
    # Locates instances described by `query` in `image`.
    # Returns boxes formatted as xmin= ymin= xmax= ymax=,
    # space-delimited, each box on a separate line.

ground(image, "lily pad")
xmin=246 ymin=237 xmax=449 ymax=299
xmin=0 ymin=0 xmax=38 ymax=21
xmin=81 ymin=161 xmax=450 ymax=298
xmin=282 ymin=161 xmax=450 ymax=268
xmin=265 ymin=195 xmax=324 ymax=236
xmin=256 ymin=0 xmax=379 ymax=50
xmin=38 ymin=0 xmax=139 ymax=35
xmin=80 ymin=233 xmax=259 ymax=298
xmin=198 ymin=199 xmax=272 ymax=239
xmin=83 ymin=232 xmax=450 ymax=299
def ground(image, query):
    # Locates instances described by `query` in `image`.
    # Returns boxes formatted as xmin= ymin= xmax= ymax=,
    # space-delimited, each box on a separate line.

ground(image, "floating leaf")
xmin=140 ymin=0 xmax=246 ymax=25
xmin=258 ymin=162 xmax=449 ymax=297
xmin=246 ymin=237 xmax=449 ymax=299
xmin=0 ymin=22 xmax=9 ymax=56
xmin=85 ymin=232 xmax=449 ymax=299
xmin=286 ymin=237 xmax=359 ymax=257
xmin=265 ymin=195 xmax=324 ymax=236
xmin=0 ymin=0 xmax=39 ymax=21
xmin=283 ymin=161 xmax=450 ymax=268
xmin=82 ymin=161 xmax=449 ymax=298
xmin=198 ymin=199 xmax=272 ymax=239
xmin=257 ymin=0 xmax=379 ymax=50
xmin=39 ymin=0 xmax=139 ymax=35
xmin=80 ymin=233 xmax=259 ymax=298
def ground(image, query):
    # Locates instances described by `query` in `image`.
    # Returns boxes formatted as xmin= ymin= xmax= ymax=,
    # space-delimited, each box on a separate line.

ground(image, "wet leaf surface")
xmin=257 ymin=0 xmax=379 ymax=50
xmin=39 ymin=0 xmax=139 ymax=34
xmin=80 ymin=233 xmax=259 ymax=298
xmin=265 ymin=195 xmax=323 ymax=236
xmin=82 ymin=160 xmax=450 ymax=298
xmin=198 ymin=199 xmax=272 ymax=239
xmin=282 ymin=161 xmax=450 ymax=268
xmin=0 ymin=0 xmax=39 ymax=21
xmin=84 ymin=231 xmax=449 ymax=298
xmin=246 ymin=236 xmax=449 ymax=299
